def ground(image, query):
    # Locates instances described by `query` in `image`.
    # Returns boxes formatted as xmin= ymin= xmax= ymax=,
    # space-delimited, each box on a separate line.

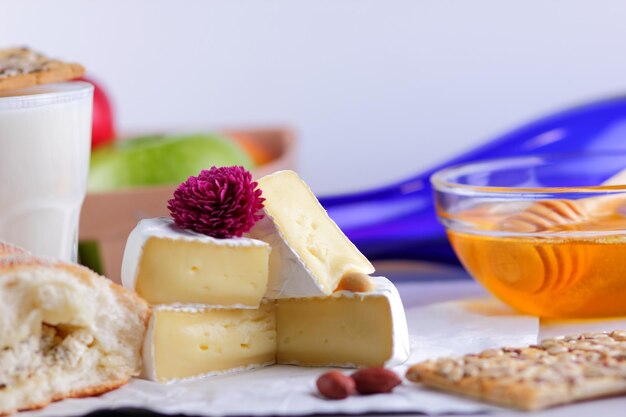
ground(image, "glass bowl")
xmin=431 ymin=152 xmax=626 ymax=318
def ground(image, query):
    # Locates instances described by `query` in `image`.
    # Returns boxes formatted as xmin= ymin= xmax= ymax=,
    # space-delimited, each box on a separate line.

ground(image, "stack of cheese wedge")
xmin=121 ymin=170 xmax=410 ymax=383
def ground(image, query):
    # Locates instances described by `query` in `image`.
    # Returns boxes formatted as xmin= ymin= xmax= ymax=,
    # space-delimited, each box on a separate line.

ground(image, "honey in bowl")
xmin=448 ymin=197 xmax=626 ymax=318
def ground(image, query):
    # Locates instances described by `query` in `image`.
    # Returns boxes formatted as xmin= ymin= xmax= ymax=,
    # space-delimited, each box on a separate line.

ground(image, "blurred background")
xmin=4 ymin=0 xmax=626 ymax=195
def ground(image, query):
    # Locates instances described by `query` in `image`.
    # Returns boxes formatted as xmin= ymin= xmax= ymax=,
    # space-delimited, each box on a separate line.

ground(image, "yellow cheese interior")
xmin=258 ymin=170 xmax=374 ymax=293
xmin=136 ymin=237 xmax=269 ymax=307
xmin=152 ymin=303 xmax=276 ymax=382
xmin=276 ymin=294 xmax=393 ymax=367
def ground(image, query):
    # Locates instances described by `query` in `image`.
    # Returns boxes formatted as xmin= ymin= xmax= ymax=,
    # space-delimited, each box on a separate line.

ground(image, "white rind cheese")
xmin=250 ymin=170 xmax=374 ymax=299
xmin=370 ymin=276 xmax=411 ymax=367
xmin=276 ymin=276 xmax=410 ymax=368
xmin=140 ymin=277 xmax=409 ymax=382
xmin=250 ymin=213 xmax=325 ymax=298
xmin=142 ymin=304 xmax=276 ymax=383
xmin=121 ymin=217 xmax=270 ymax=308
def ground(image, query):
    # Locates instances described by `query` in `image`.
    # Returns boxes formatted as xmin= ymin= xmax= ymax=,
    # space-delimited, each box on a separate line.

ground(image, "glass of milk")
xmin=0 ymin=81 xmax=93 ymax=261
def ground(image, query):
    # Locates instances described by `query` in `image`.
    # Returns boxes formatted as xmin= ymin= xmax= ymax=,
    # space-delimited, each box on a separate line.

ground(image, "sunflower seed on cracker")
xmin=0 ymin=47 xmax=84 ymax=92
xmin=406 ymin=330 xmax=626 ymax=411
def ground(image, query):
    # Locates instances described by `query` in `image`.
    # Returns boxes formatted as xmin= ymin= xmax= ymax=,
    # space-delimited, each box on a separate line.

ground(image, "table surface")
xmin=386 ymin=263 xmax=626 ymax=417
xmin=77 ymin=262 xmax=626 ymax=417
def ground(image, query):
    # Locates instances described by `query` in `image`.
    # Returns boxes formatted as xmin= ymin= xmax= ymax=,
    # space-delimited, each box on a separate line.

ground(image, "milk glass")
xmin=0 ymin=82 xmax=93 ymax=261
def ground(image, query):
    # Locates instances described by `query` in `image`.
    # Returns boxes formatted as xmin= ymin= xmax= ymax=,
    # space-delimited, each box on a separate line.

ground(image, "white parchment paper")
xmin=20 ymin=298 xmax=540 ymax=417
xmin=540 ymin=317 xmax=626 ymax=341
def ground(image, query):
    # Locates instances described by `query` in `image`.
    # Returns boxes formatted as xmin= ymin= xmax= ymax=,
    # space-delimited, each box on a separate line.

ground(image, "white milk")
xmin=0 ymin=82 xmax=93 ymax=261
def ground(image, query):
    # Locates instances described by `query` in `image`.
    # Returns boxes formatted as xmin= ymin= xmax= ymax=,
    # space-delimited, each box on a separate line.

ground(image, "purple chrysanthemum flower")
xmin=167 ymin=166 xmax=265 ymax=238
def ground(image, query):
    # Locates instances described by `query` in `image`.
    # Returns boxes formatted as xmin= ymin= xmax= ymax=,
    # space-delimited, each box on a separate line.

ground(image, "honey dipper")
xmin=498 ymin=199 xmax=586 ymax=233
xmin=486 ymin=169 xmax=626 ymax=295
xmin=499 ymin=167 xmax=626 ymax=233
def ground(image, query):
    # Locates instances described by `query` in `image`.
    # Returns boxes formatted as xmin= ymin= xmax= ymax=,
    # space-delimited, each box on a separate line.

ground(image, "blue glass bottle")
xmin=320 ymin=96 xmax=626 ymax=264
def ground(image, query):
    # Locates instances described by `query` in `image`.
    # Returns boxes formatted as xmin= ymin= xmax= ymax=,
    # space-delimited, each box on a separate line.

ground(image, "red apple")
xmin=77 ymin=76 xmax=116 ymax=149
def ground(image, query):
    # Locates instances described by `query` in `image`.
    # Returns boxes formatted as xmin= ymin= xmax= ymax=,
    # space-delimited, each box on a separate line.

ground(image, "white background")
xmin=2 ymin=0 xmax=626 ymax=194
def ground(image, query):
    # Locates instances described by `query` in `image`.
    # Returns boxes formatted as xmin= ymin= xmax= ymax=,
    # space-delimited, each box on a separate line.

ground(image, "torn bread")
xmin=0 ymin=243 xmax=149 ymax=415
xmin=0 ymin=47 xmax=84 ymax=92
xmin=0 ymin=241 xmax=25 ymax=259
xmin=406 ymin=331 xmax=626 ymax=411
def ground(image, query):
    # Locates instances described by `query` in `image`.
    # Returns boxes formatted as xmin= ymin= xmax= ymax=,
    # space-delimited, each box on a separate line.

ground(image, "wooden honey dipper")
xmin=498 ymin=199 xmax=586 ymax=233
xmin=484 ymin=169 xmax=626 ymax=296
xmin=498 ymin=167 xmax=626 ymax=233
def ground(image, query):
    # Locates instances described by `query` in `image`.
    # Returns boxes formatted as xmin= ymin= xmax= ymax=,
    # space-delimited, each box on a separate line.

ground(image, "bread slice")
xmin=0 ymin=243 xmax=150 ymax=415
xmin=0 ymin=241 xmax=26 ymax=258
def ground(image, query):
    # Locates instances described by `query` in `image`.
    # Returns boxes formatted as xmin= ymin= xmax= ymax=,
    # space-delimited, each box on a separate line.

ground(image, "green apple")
xmin=88 ymin=133 xmax=253 ymax=192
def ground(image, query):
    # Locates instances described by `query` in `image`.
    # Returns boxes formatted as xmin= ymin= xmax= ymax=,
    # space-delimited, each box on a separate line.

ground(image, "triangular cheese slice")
xmin=250 ymin=170 xmax=374 ymax=298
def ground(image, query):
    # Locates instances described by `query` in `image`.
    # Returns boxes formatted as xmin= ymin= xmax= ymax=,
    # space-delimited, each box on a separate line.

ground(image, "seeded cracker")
xmin=0 ymin=47 xmax=84 ymax=92
xmin=406 ymin=331 xmax=626 ymax=411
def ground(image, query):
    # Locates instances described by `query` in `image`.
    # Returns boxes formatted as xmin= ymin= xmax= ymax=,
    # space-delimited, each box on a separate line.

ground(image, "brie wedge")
xmin=121 ymin=218 xmax=270 ymax=308
xmin=276 ymin=276 xmax=410 ymax=367
xmin=142 ymin=303 xmax=276 ymax=383
xmin=250 ymin=170 xmax=374 ymax=298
